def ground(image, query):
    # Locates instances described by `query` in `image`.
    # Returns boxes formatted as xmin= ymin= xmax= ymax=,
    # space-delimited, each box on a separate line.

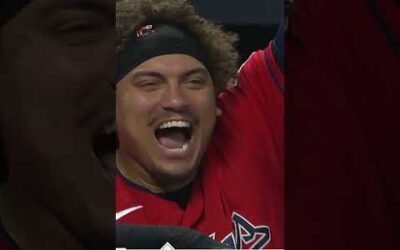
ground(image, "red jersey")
xmin=117 ymin=43 xmax=284 ymax=249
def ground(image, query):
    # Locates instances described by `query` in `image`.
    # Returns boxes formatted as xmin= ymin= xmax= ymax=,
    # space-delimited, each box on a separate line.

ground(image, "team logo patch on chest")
xmin=211 ymin=212 xmax=271 ymax=249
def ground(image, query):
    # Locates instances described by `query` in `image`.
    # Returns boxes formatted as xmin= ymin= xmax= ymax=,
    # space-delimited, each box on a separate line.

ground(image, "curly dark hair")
xmin=116 ymin=0 xmax=239 ymax=93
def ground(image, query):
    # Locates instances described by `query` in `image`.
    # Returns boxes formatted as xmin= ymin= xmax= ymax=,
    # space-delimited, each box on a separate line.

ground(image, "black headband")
xmin=115 ymin=23 xmax=208 ymax=84
xmin=0 ymin=0 xmax=31 ymax=27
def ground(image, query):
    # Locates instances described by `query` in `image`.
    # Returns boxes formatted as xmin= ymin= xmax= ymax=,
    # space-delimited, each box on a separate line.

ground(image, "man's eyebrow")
xmin=130 ymin=71 xmax=165 ymax=80
xmin=130 ymin=68 xmax=210 ymax=81
xmin=40 ymin=0 xmax=114 ymax=18
xmin=181 ymin=68 xmax=210 ymax=78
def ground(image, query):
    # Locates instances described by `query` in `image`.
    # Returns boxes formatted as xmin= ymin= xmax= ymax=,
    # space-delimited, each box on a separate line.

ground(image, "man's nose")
xmin=160 ymin=84 xmax=188 ymax=112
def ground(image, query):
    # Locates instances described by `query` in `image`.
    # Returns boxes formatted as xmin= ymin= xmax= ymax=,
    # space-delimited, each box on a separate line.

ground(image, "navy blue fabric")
xmin=272 ymin=18 xmax=285 ymax=72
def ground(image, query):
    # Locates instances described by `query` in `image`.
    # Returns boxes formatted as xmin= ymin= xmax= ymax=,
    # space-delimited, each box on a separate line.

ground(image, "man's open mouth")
xmin=154 ymin=120 xmax=193 ymax=153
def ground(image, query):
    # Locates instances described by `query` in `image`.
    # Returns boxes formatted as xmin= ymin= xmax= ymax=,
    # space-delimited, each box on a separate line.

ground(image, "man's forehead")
xmin=128 ymin=55 xmax=210 ymax=82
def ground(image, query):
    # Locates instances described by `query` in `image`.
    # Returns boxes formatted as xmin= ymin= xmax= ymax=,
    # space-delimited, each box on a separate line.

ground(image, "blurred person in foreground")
xmin=0 ymin=0 xmax=116 ymax=249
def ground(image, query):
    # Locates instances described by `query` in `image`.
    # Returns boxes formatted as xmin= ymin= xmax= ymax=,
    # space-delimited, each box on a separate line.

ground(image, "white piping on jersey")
xmin=116 ymin=205 xmax=143 ymax=221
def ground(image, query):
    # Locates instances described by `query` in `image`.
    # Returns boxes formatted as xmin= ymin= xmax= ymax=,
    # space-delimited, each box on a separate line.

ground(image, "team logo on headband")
xmin=136 ymin=24 xmax=155 ymax=38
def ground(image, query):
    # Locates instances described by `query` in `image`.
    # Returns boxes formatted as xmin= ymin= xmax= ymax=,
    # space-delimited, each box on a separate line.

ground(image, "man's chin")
xmin=152 ymin=163 xmax=198 ymax=190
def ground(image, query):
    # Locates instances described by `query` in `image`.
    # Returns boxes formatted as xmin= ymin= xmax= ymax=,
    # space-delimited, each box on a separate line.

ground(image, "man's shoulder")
xmin=234 ymin=44 xmax=283 ymax=94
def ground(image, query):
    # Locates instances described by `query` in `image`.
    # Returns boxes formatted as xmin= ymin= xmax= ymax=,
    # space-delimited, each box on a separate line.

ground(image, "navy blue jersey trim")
xmin=365 ymin=0 xmax=400 ymax=55
xmin=265 ymin=49 xmax=284 ymax=93
xmin=272 ymin=18 xmax=285 ymax=72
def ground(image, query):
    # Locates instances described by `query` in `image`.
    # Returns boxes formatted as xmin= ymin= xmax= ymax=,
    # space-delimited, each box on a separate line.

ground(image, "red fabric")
xmin=286 ymin=0 xmax=400 ymax=249
xmin=116 ymin=43 xmax=284 ymax=249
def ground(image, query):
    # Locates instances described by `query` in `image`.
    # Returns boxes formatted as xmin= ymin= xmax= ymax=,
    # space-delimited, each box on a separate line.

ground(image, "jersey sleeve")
xmin=215 ymin=41 xmax=284 ymax=171
xmin=223 ymin=41 xmax=283 ymax=133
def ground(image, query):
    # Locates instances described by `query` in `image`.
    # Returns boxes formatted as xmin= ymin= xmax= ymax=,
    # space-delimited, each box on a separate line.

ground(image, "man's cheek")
xmin=198 ymin=95 xmax=218 ymax=118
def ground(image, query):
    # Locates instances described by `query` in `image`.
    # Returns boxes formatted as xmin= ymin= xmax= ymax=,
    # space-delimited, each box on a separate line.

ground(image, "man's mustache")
xmin=148 ymin=108 xmax=200 ymax=127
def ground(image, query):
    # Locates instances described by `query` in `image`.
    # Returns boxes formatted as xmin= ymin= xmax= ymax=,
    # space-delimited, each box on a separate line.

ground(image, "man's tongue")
xmin=158 ymin=129 xmax=186 ymax=149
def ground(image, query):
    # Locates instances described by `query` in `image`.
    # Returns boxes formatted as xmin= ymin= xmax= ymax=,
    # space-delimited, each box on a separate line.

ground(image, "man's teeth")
xmin=159 ymin=120 xmax=191 ymax=130
xmin=167 ymin=143 xmax=189 ymax=152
